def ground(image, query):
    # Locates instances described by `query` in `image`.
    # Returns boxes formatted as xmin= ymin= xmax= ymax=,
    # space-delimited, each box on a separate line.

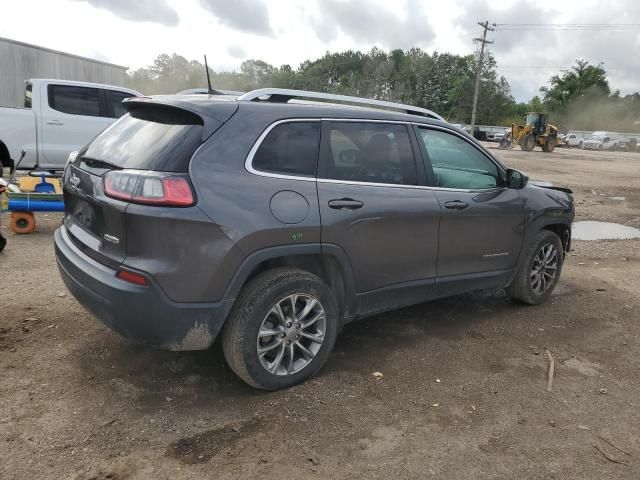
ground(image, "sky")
xmin=2 ymin=0 xmax=640 ymax=102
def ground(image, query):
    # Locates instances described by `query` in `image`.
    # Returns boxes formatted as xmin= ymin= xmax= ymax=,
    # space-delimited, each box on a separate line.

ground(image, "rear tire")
xmin=542 ymin=138 xmax=556 ymax=153
xmin=222 ymin=267 xmax=339 ymax=390
xmin=507 ymin=230 xmax=564 ymax=305
xmin=578 ymin=141 xmax=583 ymax=149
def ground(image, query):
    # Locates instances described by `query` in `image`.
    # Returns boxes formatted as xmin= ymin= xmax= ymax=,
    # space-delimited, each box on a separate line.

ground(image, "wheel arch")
xmin=0 ymin=140 xmax=13 ymax=171
xmin=223 ymin=244 xmax=357 ymax=322
xmin=542 ymin=222 xmax=571 ymax=254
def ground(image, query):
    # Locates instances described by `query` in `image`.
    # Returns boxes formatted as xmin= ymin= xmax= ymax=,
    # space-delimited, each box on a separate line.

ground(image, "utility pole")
xmin=470 ymin=21 xmax=494 ymax=132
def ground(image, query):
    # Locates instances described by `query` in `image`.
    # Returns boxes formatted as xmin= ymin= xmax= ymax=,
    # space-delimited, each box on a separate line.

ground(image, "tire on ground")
xmin=542 ymin=137 xmax=556 ymax=153
xmin=222 ymin=267 xmax=339 ymax=390
xmin=507 ymin=229 xmax=564 ymax=305
xmin=521 ymin=134 xmax=536 ymax=151
xmin=10 ymin=212 xmax=36 ymax=234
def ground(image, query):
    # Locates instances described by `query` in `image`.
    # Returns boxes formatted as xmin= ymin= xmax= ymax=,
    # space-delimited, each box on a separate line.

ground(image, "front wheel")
xmin=521 ymin=134 xmax=536 ymax=152
xmin=222 ymin=268 xmax=339 ymax=390
xmin=507 ymin=230 xmax=564 ymax=305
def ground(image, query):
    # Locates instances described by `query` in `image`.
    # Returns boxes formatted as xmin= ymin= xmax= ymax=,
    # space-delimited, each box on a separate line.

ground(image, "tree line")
xmin=127 ymin=49 xmax=640 ymax=132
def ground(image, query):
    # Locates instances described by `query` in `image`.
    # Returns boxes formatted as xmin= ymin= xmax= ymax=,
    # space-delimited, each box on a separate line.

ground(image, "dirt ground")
xmin=1 ymin=146 xmax=640 ymax=480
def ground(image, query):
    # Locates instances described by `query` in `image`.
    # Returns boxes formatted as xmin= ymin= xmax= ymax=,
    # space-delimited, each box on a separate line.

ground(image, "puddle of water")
xmin=573 ymin=221 xmax=640 ymax=240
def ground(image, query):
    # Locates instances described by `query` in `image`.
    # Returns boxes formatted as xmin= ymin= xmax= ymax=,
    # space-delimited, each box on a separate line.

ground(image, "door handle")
xmin=46 ymin=120 xmax=64 ymax=126
xmin=444 ymin=200 xmax=469 ymax=210
xmin=328 ymin=198 xmax=364 ymax=210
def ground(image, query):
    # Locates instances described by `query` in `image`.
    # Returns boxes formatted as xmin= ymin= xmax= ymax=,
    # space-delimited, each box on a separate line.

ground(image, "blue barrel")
xmin=8 ymin=199 xmax=65 ymax=212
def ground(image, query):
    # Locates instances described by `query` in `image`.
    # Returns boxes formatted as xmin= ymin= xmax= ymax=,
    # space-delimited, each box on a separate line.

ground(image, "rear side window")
xmin=106 ymin=90 xmax=134 ymax=118
xmin=322 ymin=122 xmax=418 ymax=185
xmin=252 ymin=122 xmax=320 ymax=177
xmin=48 ymin=85 xmax=101 ymax=117
xmin=25 ymin=83 xmax=32 ymax=108
xmin=81 ymin=105 xmax=203 ymax=172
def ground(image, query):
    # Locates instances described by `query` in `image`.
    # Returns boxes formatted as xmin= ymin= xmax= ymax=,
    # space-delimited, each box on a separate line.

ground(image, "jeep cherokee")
xmin=54 ymin=89 xmax=574 ymax=390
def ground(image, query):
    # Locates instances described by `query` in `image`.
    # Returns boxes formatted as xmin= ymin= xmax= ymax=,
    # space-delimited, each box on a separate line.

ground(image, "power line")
xmin=498 ymin=65 xmax=640 ymax=70
xmin=493 ymin=23 xmax=640 ymax=31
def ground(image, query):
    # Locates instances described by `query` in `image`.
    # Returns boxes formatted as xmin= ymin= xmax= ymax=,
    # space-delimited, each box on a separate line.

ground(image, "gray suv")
xmin=54 ymin=89 xmax=574 ymax=390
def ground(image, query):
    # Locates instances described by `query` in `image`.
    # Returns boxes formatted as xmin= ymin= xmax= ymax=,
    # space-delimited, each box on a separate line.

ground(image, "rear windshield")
xmin=82 ymin=105 xmax=204 ymax=172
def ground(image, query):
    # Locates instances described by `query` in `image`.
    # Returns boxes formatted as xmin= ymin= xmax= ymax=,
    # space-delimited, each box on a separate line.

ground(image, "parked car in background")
xmin=563 ymin=132 xmax=591 ymax=149
xmin=617 ymin=136 xmax=638 ymax=152
xmin=0 ymin=79 xmax=140 ymax=171
xmin=55 ymin=88 xmax=575 ymax=390
xmin=493 ymin=128 xmax=510 ymax=143
xmin=583 ymin=131 xmax=618 ymax=150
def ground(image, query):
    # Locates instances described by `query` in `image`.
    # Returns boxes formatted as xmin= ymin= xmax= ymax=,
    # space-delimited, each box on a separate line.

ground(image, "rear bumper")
xmin=54 ymin=225 xmax=233 ymax=351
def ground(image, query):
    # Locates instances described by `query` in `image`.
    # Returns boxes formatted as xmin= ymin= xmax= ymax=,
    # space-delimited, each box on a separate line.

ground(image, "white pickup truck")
xmin=0 ymin=79 xmax=140 ymax=171
xmin=582 ymin=131 xmax=619 ymax=151
xmin=562 ymin=132 xmax=590 ymax=148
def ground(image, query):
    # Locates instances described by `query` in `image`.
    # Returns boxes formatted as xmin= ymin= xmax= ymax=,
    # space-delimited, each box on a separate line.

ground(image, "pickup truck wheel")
xmin=222 ymin=267 xmax=338 ymax=390
xmin=507 ymin=230 xmax=563 ymax=305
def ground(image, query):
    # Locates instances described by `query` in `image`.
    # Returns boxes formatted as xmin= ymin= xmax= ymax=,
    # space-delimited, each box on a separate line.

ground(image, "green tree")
xmin=540 ymin=59 xmax=610 ymax=110
xmin=127 ymin=48 xmax=518 ymax=125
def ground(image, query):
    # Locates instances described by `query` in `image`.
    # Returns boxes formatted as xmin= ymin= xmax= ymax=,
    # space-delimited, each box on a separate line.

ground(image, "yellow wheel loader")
xmin=499 ymin=112 xmax=560 ymax=152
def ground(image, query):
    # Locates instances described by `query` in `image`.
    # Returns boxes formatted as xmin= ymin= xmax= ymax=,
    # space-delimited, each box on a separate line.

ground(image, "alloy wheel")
xmin=530 ymin=243 xmax=559 ymax=295
xmin=256 ymin=294 xmax=326 ymax=376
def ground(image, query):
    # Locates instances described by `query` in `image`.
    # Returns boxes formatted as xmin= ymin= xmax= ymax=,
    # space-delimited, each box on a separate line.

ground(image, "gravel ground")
xmin=1 ymin=146 xmax=639 ymax=479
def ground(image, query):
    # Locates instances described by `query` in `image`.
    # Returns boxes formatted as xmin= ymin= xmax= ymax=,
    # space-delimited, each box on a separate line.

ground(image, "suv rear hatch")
xmin=63 ymin=97 xmax=237 ymax=269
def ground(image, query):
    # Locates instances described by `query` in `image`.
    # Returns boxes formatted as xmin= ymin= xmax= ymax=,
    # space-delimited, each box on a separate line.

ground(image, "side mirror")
xmin=506 ymin=169 xmax=528 ymax=189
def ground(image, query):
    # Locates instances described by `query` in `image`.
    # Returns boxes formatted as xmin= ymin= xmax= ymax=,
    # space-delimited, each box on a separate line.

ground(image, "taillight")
xmin=104 ymin=170 xmax=194 ymax=206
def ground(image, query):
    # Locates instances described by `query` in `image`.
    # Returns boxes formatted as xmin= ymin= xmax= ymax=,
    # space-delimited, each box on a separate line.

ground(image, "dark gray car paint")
xmin=55 ymin=97 xmax=575 ymax=350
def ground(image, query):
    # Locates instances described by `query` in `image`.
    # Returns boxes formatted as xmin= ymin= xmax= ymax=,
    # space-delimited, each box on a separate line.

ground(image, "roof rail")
xmin=236 ymin=88 xmax=444 ymax=121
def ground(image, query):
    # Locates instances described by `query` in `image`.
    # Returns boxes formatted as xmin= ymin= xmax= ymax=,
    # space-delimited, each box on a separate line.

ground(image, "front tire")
xmin=507 ymin=230 xmax=564 ymax=305
xmin=521 ymin=134 xmax=536 ymax=151
xmin=222 ymin=267 xmax=339 ymax=390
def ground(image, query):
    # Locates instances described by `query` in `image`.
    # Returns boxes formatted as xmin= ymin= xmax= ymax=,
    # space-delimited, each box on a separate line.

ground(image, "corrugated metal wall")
xmin=0 ymin=37 xmax=128 ymax=107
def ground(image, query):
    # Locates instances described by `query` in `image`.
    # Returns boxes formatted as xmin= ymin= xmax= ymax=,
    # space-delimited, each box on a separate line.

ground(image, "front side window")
xmin=48 ymin=85 xmax=101 ymax=117
xmin=323 ymin=122 xmax=417 ymax=185
xmin=417 ymin=128 xmax=500 ymax=189
xmin=252 ymin=122 xmax=320 ymax=177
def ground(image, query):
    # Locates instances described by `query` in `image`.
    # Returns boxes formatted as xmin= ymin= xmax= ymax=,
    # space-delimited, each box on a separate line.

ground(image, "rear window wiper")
xmin=81 ymin=157 xmax=122 ymax=170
